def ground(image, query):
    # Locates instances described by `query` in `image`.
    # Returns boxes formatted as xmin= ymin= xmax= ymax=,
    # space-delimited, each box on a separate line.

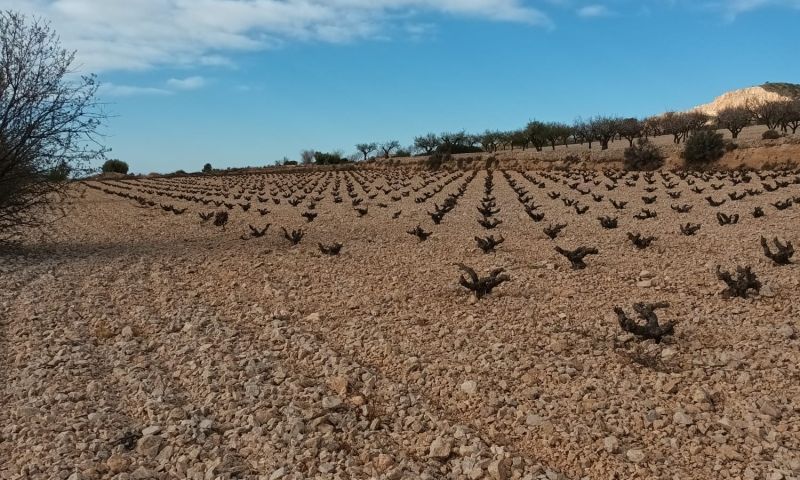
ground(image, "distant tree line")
xmin=274 ymin=99 xmax=800 ymax=168
xmin=343 ymin=98 xmax=800 ymax=161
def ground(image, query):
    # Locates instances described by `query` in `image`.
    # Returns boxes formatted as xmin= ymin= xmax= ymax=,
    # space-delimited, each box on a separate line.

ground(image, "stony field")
xmin=1 ymin=166 xmax=799 ymax=480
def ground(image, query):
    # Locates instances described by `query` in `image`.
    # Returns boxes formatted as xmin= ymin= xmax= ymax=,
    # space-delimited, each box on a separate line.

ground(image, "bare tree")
xmin=510 ymin=130 xmax=528 ymax=151
xmin=716 ymin=106 xmax=751 ymax=139
xmin=747 ymin=99 xmax=785 ymax=130
xmin=0 ymin=11 xmax=106 ymax=243
xmin=686 ymin=111 xmax=711 ymax=132
xmin=617 ymin=118 xmax=643 ymax=147
xmin=589 ymin=116 xmax=620 ymax=150
xmin=479 ymin=130 xmax=500 ymax=152
xmin=300 ymin=149 xmax=315 ymax=165
xmin=543 ymin=122 xmax=571 ymax=150
xmin=642 ymin=116 xmax=663 ymax=138
xmin=413 ymin=133 xmax=440 ymax=155
xmin=778 ymin=100 xmax=800 ymax=134
xmin=525 ymin=121 xmax=547 ymax=151
xmin=379 ymin=140 xmax=400 ymax=158
xmin=355 ymin=143 xmax=377 ymax=161
xmin=573 ymin=119 xmax=595 ymax=149
xmin=660 ymin=112 xmax=690 ymax=144
xmin=439 ymin=131 xmax=467 ymax=153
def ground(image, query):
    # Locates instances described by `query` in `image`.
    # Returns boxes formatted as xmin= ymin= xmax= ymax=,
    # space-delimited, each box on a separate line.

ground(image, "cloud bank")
xmin=0 ymin=0 xmax=551 ymax=72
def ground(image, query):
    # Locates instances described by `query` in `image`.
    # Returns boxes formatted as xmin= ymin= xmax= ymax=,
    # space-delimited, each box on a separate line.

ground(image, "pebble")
xmin=603 ymin=436 xmax=619 ymax=453
xmin=141 ymin=425 xmax=162 ymax=436
xmin=136 ymin=435 xmax=164 ymax=458
xmin=461 ymin=380 xmax=478 ymax=395
xmin=777 ymin=324 xmax=795 ymax=339
xmin=322 ymin=396 xmax=342 ymax=410
xmin=626 ymin=449 xmax=646 ymax=463
xmin=673 ymin=411 xmax=693 ymax=425
xmin=269 ymin=467 xmax=286 ymax=480
xmin=428 ymin=437 xmax=452 ymax=459
xmin=488 ymin=459 xmax=511 ymax=480
xmin=106 ymin=453 xmax=129 ymax=473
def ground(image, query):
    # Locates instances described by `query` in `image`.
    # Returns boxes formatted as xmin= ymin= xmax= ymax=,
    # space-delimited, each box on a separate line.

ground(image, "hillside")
xmin=693 ymin=82 xmax=800 ymax=116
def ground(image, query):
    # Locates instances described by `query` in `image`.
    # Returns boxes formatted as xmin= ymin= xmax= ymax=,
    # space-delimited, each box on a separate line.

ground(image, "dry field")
xmin=1 ymin=166 xmax=799 ymax=480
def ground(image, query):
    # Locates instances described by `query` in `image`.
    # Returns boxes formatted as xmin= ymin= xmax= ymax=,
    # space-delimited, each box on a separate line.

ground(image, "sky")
xmin=2 ymin=0 xmax=799 ymax=173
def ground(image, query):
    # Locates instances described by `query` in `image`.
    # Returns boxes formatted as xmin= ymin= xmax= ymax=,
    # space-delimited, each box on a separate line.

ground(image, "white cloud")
xmin=0 ymin=0 xmax=552 ymax=72
xmin=99 ymin=76 xmax=207 ymax=97
xmin=166 ymin=76 xmax=207 ymax=90
xmin=577 ymin=4 xmax=611 ymax=17
xmin=722 ymin=0 xmax=800 ymax=18
xmin=99 ymin=83 xmax=171 ymax=97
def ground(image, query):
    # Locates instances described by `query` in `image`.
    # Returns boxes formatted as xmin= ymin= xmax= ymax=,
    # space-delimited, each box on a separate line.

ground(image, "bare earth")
xmin=1 ymin=166 xmax=799 ymax=480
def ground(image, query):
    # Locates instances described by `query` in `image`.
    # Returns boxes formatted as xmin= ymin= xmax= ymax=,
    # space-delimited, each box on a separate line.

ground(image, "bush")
xmin=314 ymin=151 xmax=347 ymax=165
xmin=426 ymin=151 xmax=450 ymax=170
xmin=762 ymin=129 xmax=781 ymax=140
xmin=45 ymin=162 xmax=71 ymax=182
xmin=682 ymin=130 xmax=725 ymax=168
xmin=101 ymin=159 xmax=129 ymax=174
xmin=623 ymin=138 xmax=665 ymax=171
xmin=439 ymin=144 xmax=483 ymax=155
xmin=202 ymin=163 xmax=213 ymax=173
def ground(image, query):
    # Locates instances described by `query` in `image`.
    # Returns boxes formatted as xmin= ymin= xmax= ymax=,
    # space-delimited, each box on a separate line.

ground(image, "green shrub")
xmin=202 ymin=163 xmax=213 ymax=173
xmin=762 ymin=129 xmax=781 ymax=140
xmin=682 ymin=130 xmax=725 ymax=168
xmin=623 ymin=138 xmax=665 ymax=171
xmin=314 ymin=151 xmax=347 ymax=165
xmin=101 ymin=159 xmax=129 ymax=174
xmin=45 ymin=161 xmax=71 ymax=182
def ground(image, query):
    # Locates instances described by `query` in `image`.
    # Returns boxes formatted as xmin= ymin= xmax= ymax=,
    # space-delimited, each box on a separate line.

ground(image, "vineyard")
xmin=2 ymin=166 xmax=799 ymax=479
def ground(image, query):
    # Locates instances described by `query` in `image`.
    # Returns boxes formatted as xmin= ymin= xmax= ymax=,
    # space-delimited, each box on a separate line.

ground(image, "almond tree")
xmin=525 ymin=121 xmax=548 ymax=151
xmin=379 ymin=140 xmax=400 ymax=158
xmin=589 ymin=116 xmax=620 ymax=150
xmin=747 ymin=99 xmax=785 ymax=130
xmin=355 ymin=143 xmax=377 ymax=161
xmin=618 ymin=118 xmax=643 ymax=147
xmin=716 ymin=106 xmax=751 ymax=139
xmin=413 ymin=133 xmax=440 ymax=155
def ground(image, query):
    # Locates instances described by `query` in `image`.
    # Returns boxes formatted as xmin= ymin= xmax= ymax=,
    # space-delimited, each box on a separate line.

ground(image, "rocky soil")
xmin=1 ymin=167 xmax=799 ymax=480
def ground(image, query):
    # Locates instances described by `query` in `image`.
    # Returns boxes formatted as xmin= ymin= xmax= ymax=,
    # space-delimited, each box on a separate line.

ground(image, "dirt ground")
xmin=1 ymin=165 xmax=799 ymax=480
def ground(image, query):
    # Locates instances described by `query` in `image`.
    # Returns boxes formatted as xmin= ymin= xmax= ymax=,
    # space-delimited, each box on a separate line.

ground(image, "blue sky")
xmin=4 ymin=0 xmax=799 ymax=173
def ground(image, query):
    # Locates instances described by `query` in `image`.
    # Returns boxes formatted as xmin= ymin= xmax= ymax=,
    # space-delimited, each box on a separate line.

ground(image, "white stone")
xmin=603 ymin=436 xmax=619 ymax=453
xmin=461 ymin=380 xmax=478 ymax=395
xmin=626 ymin=449 xmax=646 ymax=463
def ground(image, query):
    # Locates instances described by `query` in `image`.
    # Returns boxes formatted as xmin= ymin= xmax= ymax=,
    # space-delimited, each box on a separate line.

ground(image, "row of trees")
xmin=404 ymin=100 xmax=800 ymax=157
xmin=288 ymin=98 xmax=799 ymax=167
